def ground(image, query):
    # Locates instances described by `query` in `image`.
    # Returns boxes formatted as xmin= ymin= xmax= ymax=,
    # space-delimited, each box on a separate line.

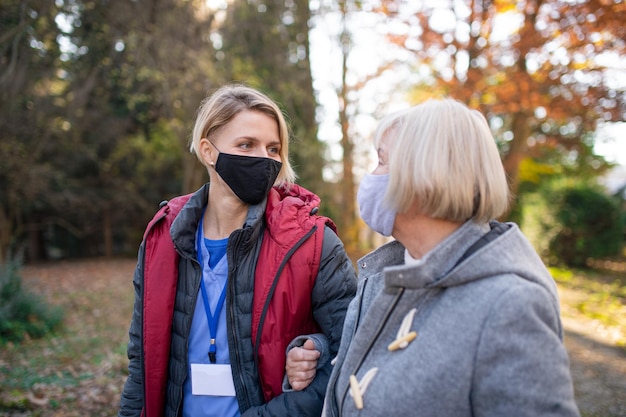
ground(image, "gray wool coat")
xmin=323 ymin=220 xmax=580 ymax=417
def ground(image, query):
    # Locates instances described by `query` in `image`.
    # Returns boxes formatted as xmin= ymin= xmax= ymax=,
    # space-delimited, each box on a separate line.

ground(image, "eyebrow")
xmin=237 ymin=136 xmax=281 ymax=146
xmin=264 ymin=139 xmax=282 ymax=149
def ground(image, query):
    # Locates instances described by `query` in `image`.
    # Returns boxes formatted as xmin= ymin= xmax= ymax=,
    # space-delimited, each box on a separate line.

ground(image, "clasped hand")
xmin=285 ymin=339 xmax=320 ymax=390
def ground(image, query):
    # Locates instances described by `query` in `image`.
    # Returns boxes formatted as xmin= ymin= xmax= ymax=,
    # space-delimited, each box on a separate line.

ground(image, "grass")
xmin=551 ymin=261 xmax=626 ymax=348
xmin=0 ymin=258 xmax=135 ymax=416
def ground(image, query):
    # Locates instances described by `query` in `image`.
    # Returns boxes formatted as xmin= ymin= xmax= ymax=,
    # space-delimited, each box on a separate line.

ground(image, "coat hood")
xmin=263 ymin=183 xmax=335 ymax=248
xmin=359 ymin=220 xmax=559 ymax=308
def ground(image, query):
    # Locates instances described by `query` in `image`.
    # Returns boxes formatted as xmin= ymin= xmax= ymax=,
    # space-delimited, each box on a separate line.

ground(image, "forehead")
xmin=213 ymin=110 xmax=281 ymax=144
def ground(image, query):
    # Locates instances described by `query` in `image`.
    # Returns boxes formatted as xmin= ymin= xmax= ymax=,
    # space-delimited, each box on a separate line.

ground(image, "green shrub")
xmin=546 ymin=185 xmax=624 ymax=267
xmin=0 ymin=261 xmax=64 ymax=344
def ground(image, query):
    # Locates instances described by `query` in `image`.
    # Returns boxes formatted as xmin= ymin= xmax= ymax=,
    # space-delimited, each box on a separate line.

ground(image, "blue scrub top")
xmin=182 ymin=224 xmax=239 ymax=417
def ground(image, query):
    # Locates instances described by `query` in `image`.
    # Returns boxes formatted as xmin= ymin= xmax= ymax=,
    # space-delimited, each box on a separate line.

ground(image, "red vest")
xmin=140 ymin=185 xmax=331 ymax=415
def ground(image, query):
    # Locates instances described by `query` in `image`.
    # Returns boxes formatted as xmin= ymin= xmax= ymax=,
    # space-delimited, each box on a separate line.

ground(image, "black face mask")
xmin=214 ymin=152 xmax=282 ymax=205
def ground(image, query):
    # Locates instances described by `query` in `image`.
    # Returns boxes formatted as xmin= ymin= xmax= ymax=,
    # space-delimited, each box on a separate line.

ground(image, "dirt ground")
xmin=562 ymin=315 xmax=626 ymax=416
xmin=1 ymin=258 xmax=625 ymax=416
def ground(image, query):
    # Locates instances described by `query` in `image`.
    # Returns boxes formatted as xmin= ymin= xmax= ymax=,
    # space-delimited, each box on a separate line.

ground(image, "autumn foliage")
xmin=375 ymin=0 xmax=625 ymax=205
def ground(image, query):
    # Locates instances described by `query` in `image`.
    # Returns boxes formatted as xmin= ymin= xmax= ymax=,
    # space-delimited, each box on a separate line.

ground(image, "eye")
xmin=238 ymin=141 xmax=252 ymax=150
xmin=268 ymin=145 xmax=281 ymax=156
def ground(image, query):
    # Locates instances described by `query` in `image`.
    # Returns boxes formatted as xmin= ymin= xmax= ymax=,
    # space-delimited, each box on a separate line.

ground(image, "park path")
xmin=563 ymin=315 xmax=626 ymax=417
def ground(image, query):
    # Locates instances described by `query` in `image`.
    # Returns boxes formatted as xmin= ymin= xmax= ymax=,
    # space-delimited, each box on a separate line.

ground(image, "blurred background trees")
xmin=1 ymin=0 xmax=624 ymax=267
xmin=1 ymin=0 xmax=218 ymax=261
xmin=375 ymin=0 xmax=624 ymax=212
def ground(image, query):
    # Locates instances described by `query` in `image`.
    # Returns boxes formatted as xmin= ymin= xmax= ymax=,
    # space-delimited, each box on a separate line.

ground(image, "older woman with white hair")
xmin=287 ymin=98 xmax=580 ymax=417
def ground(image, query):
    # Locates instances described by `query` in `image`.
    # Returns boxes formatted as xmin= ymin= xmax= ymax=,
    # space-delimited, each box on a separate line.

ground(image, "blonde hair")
xmin=372 ymin=108 xmax=409 ymax=149
xmin=190 ymin=83 xmax=296 ymax=184
xmin=386 ymin=98 xmax=510 ymax=222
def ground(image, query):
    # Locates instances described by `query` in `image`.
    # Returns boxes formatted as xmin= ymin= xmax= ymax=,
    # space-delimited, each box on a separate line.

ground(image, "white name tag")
xmin=190 ymin=363 xmax=236 ymax=396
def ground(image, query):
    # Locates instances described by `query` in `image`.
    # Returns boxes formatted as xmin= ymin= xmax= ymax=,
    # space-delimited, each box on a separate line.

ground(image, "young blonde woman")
xmin=287 ymin=99 xmax=580 ymax=417
xmin=118 ymin=84 xmax=357 ymax=417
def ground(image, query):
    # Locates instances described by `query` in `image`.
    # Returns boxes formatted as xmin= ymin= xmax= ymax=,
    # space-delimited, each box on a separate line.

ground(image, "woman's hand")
xmin=285 ymin=339 xmax=320 ymax=391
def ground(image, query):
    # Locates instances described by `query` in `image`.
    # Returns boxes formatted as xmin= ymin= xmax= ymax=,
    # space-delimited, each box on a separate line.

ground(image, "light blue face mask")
xmin=357 ymin=173 xmax=397 ymax=236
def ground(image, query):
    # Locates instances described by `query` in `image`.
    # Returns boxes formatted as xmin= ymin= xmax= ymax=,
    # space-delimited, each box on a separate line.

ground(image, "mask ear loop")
xmin=209 ymin=141 xmax=221 ymax=153
xmin=207 ymin=140 xmax=220 ymax=167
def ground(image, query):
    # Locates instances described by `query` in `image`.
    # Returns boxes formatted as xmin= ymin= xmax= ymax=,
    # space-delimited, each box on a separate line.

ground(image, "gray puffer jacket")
xmin=323 ymin=220 xmax=580 ymax=417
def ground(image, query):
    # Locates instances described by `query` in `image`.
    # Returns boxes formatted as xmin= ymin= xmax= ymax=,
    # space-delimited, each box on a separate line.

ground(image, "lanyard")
xmin=196 ymin=216 xmax=228 ymax=364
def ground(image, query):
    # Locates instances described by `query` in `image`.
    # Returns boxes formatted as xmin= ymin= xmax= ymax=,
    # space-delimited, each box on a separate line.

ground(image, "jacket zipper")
xmin=253 ymin=225 xmax=318 ymax=369
xmin=226 ymin=230 xmax=251 ymax=410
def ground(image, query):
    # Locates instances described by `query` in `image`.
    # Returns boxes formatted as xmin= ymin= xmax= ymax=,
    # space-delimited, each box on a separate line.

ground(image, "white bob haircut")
xmin=189 ymin=83 xmax=296 ymax=184
xmin=385 ymin=98 xmax=510 ymax=223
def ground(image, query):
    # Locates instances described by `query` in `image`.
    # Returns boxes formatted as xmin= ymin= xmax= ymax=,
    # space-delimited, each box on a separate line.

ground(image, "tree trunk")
xmin=103 ymin=205 xmax=113 ymax=258
xmin=502 ymin=112 xmax=532 ymax=209
xmin=337 ymin=1 xmax=358 ymax=250
xmin=0 ymin=208 xmax=9 ymax=264
xmin=27 ymin=226 xmax=43 ymax=263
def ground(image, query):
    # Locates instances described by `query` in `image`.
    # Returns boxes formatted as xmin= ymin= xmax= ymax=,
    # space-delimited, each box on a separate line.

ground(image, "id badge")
xmin=190 ymin=363 xmax=236 ymax=396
